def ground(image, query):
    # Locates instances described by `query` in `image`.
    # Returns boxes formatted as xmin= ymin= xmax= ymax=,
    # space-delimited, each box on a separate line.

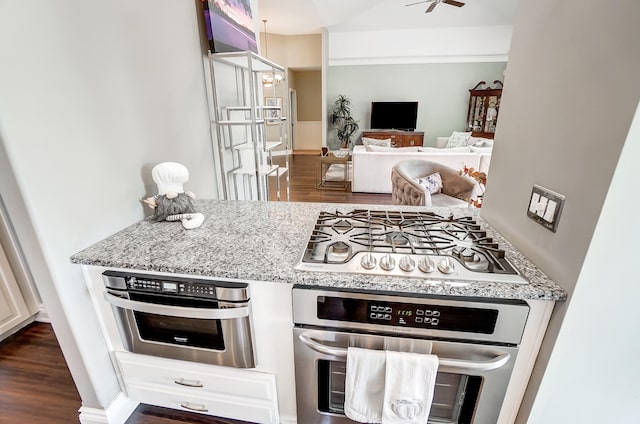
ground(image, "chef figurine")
xmin=142 ymin=162 xmax=205 ymax=229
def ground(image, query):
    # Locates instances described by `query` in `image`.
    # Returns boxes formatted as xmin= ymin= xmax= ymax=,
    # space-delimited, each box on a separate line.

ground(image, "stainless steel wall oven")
xmin=102 ymin=270 xmax=256 ymax=368
xmin=292 ymin=287 xmax=529 ymax=424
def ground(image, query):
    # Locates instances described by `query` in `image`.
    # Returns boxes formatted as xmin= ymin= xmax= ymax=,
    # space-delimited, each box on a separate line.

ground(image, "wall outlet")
xmin=527 ymin=185 xmax=565 ymax=232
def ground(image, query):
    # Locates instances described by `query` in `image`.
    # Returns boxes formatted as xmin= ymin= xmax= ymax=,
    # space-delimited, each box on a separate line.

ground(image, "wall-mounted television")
xmin=370 ymin=101 xmax=419 ymax=131
xmin=202 ymin=0 xmax=258 ymax=54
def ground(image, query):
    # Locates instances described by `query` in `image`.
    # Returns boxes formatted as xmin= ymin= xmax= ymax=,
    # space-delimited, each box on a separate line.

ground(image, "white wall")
xmin=0 ymin=0 xmax=215 ymax=412
xmin=526 ymin=100 xmax=640 ymax=423
xmin=258 ymin=33 xmax=322 ymax=151
xmin=295 ymin=122 xmax=322 ymax=151
xmin=478 ymin=0 xmax=640 ymax=421
xmin=329 ymin=26 xmax=512 ymax=66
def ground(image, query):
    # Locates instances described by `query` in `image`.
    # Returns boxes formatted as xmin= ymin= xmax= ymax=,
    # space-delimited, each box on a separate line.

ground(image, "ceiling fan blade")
xmin=425 ymin=2 xmax=437 ymax=13
xmin=405 ymin=0 xmax=430 ymax=7
xmin=443 ymin=0 xmax=465 ymax=7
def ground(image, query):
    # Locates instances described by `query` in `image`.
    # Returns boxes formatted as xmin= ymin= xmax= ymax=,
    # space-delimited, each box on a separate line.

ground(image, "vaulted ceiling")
xmin=257 ymin=0 xmax=520 ymax=35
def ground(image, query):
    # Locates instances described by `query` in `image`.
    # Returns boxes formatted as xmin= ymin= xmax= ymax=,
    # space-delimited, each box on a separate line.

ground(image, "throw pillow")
xmin=470 ymin=137 xmax=494 ymax=148
xmin=413 ymin=172 xmax=443 ymax=194
xmin=362 ymin=137 xmax=392 ymax=148
xmin=445 ymin=131 xmax=472 ymax=148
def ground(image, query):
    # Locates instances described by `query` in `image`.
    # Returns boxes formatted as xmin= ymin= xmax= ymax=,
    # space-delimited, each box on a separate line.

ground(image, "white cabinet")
xmin=81 ymin=266 xmax=298 ymax=423
xmin=116 ymin=351 xmax=280 ymax=423
xmin=0 ymin=241 xmax=30 ymax=340
xmin=208 ymin=51 xmax=290 ymax=201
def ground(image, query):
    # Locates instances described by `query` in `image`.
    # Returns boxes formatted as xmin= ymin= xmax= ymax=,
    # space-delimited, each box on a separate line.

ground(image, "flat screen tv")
xmin=202 ymin=0 xmax=258 ymax=54
xmin=370 ymin=101 xmax=419 ymax=131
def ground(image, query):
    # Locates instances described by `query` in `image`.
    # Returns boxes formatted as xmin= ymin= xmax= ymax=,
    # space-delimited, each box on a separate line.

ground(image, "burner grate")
xmin=300 ymin=210 xmax=519 ymax=275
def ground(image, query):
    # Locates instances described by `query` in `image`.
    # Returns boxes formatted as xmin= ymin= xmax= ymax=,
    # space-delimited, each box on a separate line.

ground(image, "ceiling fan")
xmin=406 ymin=0 xmax=466 ymax=14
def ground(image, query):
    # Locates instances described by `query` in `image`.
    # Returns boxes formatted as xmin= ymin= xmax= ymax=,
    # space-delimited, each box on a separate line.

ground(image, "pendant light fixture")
xmin=262 ymin=19 xmax=282 ymax=88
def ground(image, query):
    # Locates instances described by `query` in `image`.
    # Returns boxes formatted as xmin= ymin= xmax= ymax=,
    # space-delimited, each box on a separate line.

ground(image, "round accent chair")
xmin=391 ymin=160 xmax=478 ymax=207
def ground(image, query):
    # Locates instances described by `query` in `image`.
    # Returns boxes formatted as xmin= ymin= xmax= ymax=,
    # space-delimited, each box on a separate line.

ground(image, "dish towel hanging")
xmin=381 ymin=350 xmax=439 ymax=424
xmin=344 ymin=347 xmax=387 ymax=423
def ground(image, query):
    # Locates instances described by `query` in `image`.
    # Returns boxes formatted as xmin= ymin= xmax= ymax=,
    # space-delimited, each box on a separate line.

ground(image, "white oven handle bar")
xmin=298 ymin=333 xmax=511 ymax=371
xmin=103 ymin=292 xmax=249 ymax=320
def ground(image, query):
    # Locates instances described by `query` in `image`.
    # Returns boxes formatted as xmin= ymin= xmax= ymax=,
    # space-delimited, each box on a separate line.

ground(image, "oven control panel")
xmin=126 ymin=276 xmax=218 ymax=297
xmin=369 ymin=304 xmax=442 ymax=326
xmin=102 ymin=271 xmax=251 ymax=301
xmin=317 ymin=296 xmax=499 ymax=334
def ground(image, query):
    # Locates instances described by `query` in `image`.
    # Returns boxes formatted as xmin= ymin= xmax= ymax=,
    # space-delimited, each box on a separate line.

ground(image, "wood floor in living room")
xmin=269 ymin=153 xmax=393 ymax=204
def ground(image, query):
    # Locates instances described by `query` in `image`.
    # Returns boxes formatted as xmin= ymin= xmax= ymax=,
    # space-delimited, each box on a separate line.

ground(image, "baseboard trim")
xmin=293 ymin=150 xmax=321 ymax=155
xmin=35 ymin=303 xmax=50 ymax=323
xmin=79 ymin=392 xmax=138 ymax=424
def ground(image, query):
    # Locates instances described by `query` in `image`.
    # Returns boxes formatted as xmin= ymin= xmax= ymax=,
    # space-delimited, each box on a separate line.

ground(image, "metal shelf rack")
xmin=207 ymin=51 xmax=289 ymax=201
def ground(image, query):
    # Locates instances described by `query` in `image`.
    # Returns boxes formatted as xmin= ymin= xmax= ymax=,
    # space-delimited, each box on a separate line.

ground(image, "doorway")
xmin=289 ymin=69 xmax=322 ymax=154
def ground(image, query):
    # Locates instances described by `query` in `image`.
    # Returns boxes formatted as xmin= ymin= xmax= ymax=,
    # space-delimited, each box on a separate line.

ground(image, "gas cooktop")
xmin=295 ymin=210 xmax=528 ymax=284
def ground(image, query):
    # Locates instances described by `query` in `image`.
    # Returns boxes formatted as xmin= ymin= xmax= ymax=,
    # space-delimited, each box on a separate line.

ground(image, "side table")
xmin=316 ymin=153 xmax=351 ymax=191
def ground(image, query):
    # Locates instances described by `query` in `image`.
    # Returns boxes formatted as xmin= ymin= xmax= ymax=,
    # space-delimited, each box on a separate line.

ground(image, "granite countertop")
xmin=71 ymin=200 xmax=567 ymax=301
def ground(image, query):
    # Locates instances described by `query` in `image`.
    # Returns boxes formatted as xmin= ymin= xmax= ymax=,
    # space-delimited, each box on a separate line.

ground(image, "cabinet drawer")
xmin=116 ymin=351 xmax=277 ymax=402
xmin=126 ymin=381 xmax=278 ymax=424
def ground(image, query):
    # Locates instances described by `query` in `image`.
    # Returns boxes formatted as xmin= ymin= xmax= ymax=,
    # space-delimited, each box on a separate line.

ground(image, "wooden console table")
xmin=362 ymin=130 xmax=424 ymax=147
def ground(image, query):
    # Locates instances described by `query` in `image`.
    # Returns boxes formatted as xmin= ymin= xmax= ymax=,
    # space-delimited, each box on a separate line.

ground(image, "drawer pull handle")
xmin=180 ymin=402 xmax=208 ymax=412
xmin=174 ymin=378 xmax=204 ymax=388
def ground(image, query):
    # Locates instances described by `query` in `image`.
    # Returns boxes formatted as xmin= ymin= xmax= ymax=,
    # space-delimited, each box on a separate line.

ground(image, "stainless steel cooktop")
xmin=295 ymin=210 xmax=528 ymax=284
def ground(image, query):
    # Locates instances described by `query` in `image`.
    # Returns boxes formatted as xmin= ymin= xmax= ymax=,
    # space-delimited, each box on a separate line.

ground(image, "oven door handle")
xmin=298 ymin=333 xmax=511 ymax=371
xmin=103 ymin=292 xmax=249 ymax=320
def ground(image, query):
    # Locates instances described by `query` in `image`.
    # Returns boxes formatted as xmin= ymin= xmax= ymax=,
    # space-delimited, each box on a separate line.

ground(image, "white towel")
xmin=344 ymin=347 xmax=386 ymax=423
xmin=381 ymin=351 xmax=439 ymax=424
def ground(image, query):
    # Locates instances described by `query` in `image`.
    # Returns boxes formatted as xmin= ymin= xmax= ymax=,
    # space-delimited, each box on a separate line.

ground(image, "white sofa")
xmin=352 ymin=137 xmax=492 ymax=193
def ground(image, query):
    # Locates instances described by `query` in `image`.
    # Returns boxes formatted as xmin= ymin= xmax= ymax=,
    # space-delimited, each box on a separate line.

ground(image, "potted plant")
xmin=329 ymin=95 xmax=359 ymax=149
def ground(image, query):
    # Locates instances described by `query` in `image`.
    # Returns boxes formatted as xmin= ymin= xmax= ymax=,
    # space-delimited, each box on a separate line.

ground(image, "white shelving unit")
xmin=207 ymin=51 xmax=289 ymax=201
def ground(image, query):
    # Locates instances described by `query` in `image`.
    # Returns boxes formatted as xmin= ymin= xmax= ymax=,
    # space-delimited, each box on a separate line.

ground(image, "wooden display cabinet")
xmin=362 ymin=130 xmax=424 ymax=147
xmin=466 ymin=80 xmax=503 ymax=139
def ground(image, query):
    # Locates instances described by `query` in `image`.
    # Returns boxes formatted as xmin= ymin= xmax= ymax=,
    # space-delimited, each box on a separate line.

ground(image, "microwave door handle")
xmin=298 ymin=333 xmax=511 ymax=371
xmin=103 ymin=292 xmax=249 ymax=320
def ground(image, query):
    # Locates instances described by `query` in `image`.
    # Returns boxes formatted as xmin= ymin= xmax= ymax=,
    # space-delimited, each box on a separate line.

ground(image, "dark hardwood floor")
xmin=268 ymin=153 xmax=393 ymax=204
xmin=0 ymin=323 xmax=251 ymax=423
xmin=0 ymin=322 xmax=82 ymax=423
xmin=126 ymin=404 xmax=250 ymax=424
xmin=0 ymin=161 xmax=387 ymax=423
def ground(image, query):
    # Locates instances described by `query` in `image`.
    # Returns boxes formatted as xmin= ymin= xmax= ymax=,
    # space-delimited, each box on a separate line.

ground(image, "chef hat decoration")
xmin=151 ymin=162 xmax=189 ymax=195
xmin=143 ymin=162 xmax=204 ymax=230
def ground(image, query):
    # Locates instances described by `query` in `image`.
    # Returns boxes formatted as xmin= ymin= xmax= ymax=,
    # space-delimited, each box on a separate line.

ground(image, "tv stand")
xmin=362 ymin=130 xmax=424 ymax=147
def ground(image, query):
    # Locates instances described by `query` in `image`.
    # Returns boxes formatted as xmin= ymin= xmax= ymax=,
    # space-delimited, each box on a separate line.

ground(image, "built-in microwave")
xmin=102 ymin=270 xmax=256 ymax=368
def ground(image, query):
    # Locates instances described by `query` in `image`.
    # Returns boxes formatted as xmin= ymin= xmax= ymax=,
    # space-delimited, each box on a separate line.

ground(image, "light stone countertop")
xmin=70 ymin=200 xmax=567 ymax=302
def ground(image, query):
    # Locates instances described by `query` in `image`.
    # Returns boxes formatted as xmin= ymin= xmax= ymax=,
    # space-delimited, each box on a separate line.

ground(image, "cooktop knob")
xmin=360 ymin=252 xmax=377 ymax=270
xmin=418 ymin=257 xmax=436 ymax=273
xmin=437 ymin=257 xmax=456 ymax=274
xmin=380 ymin=254 xmax=396 ymax=271
xmin=399 ymin=255 xmax=416 ymax=272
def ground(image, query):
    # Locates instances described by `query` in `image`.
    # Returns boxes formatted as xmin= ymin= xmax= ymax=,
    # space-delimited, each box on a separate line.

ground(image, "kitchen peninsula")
xmin=71 ymin=200 xmax=566 ymax=424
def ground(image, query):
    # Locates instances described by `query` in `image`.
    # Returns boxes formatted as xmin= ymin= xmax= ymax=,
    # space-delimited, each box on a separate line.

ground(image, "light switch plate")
xmin=527 ymin=184 xmax=565 ymax=232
